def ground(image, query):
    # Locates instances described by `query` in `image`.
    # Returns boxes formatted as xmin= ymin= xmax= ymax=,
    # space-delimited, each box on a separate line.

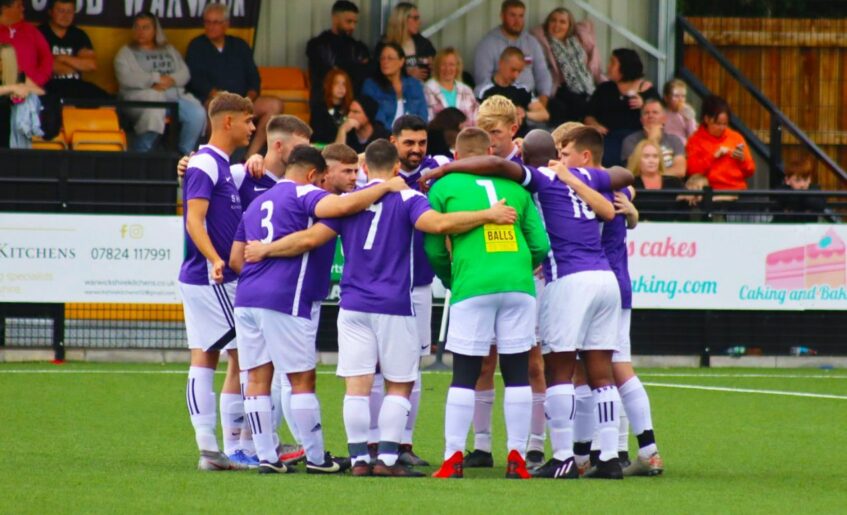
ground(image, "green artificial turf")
xmin=2 ymin=363 xmax=846 ymax=514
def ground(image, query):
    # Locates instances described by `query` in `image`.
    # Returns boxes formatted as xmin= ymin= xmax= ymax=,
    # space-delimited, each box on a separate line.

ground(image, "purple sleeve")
xmin=318 ymin=217 xmax=342 ymax=234
xmin=591 ymin=168 xmax=612 ymax=193
xmin=234 ymin=218 xmax=246 ymax=243
xmin=520 ymin=165 xmax=549 ymax=194
xmin=622 ymin=187 xmax=633 ymax=201
xmin=406 ymin=194 xmax=432 ymax=225
xmin=183 ymin=167 xmax=215 ymax=201
xmin=304 ymin=189 xmax=331 ymax=217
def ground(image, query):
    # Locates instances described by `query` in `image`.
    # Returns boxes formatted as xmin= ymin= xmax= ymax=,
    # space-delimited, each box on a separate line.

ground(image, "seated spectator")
xmin=307 ymin=1 xmax=370 ymax=96
xmin=0 ymin=0 xmax=52 ymax=88
xmin=621 ymin=98 xmax=686 ymax=178
xmin=663 ymin=79 xmax=697 ymax=143
xmin=424 ymin=47 xmax=477 ymax=124
xmin=531 ymin=7 xmax=603 ymax=122
xmin=629 ymin=139 xmax=686 ymax=221
xmin=361 ymin=42 xmax=428 ymax=130
xmin=773 ymin=157 xmax=825 ymax=223
xmin=114 ymin=12 xmax=206 ymax=155
xmin=585 ymin=48 xmax=659 ymax=167
xmin=186 ymin=3 xmax=282 ymax=156
xmin=477 ymin=47 xmax=549 ymax=134
xmin=474 ymin=0 xmax=553 ymax=105
xmin=335 ymin=96 xmax=389 ymax=153
xmin=427 ymin=107 xmax=467 ymax=157
xmin=38 ymin=0 xmax=108 ymax=100
xmin=382 ymin=2 xmax=435 ymax=82
xmin=0 ymin=43 xmax=44 ymax=148
xmin=310 ymin=68 xmax=353 ymax=143
xmin=686 ymin=94 xmax=755 ymax=191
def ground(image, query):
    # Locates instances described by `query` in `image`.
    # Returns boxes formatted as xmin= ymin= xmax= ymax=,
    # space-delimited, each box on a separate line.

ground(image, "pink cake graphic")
xmin=766 ymin=229 xmax=846 ymax=289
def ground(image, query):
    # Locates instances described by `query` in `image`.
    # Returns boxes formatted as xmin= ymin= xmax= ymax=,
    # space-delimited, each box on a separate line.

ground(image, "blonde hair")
xmin=477 ymin=95 xmax=517 ymax=131
xmin=551 ymin=121 xmax=584 ymax=149
xmin=385 ymin=2 xmax=416 ymax=47
xmin=627 ymin=139 xmax=666 ymax=176
xmin=0 ymin=44 xmax=18 ymax=86
xmin=208 ymin=91 xmax=254 ymax=118
xmin=663 ymin=78 xmax=687 ymax=99
xmin=432 ymin=47 xmax=463 ymax=83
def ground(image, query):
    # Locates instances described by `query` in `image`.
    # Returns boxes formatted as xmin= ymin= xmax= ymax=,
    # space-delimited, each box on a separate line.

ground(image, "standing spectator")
xmin=310 ymin=68 xmax=353 ymax=143
xmin=585 ymin=48 xmax=659 ymax=167
xmin=477 ymin=47 xmax=549 ymax=134
xmin=114 ymin=12 xmax=206 ymax=155
xmin=424 ymin=47 xmax=477 ymax=124
xmin=620 ymin=98 xmax=686 ymax=178
xmin=186 ymin=3 xmax=282 ymax=156
xmin=628 ymin=139 xmax=686 ymax=221
xmin=685 ymin=94 xmax=755 ymax=191
xmin=382 ymin=2 xmax=435 ymax=82
xmin=0 ymin=43 xmax=44 ymax=148
xmin=0 ymin=0 xmax=52 ymax=87
xmin=531 ymin=7 xmax=603 ymax=122
xmin=38 ymin=0 xmax=109 ymax=100
xmin=306 ymin=1 xmax=370 ymax=97
xmin=663 ymin=79 xmax=697 ymax=143
xmin=336 ymin=96 xmax=389 ymax=153
xmin=474 ymin=1 xmax=553 ymax=105
xmin=772 ymin=157 xmax=825 ymax=223
xmin=361 ymin=42 xmax=428 ymax=130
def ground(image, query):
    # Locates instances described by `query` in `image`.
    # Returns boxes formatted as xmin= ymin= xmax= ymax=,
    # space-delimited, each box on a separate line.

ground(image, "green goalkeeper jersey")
xmin=424 ymin=172 xmax=550 ymax=304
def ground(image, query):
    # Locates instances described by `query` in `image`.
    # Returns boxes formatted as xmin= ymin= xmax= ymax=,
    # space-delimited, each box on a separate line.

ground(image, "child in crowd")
xmin=663 ymin=79 xmax=697 ymax=143
xmin=773 ymin=157 xmax=825 ymax=223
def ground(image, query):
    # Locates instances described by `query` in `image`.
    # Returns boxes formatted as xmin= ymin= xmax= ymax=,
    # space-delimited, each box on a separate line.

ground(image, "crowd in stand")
xmin=0 ymin=0 xmax=829 ymax=220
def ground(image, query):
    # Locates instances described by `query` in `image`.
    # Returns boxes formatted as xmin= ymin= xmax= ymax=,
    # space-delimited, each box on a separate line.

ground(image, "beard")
xmin=400 ymin=153 xmax=423 ymax=171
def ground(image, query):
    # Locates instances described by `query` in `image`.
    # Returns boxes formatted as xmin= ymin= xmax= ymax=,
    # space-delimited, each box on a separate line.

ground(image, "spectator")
xmin=427 ymin=107 xmax=467 ymax=157
xmin=473 ymin=0 xmax=553 ymax=104
xmin=621 ymin=98 xmax=686 ymax=178
xmin=310 ymin=68 xmax=353 ymax=143
xmin=114 ymin=12 xmax=206 ymax=155
xmin=424 ymin=47 xmax=477 ymax=125
xmin=629 ymin=139 xmax=686 ymax=221
xmin=38 ymin=0 xmax=108 ymax=100
xmin=773 ymin=157 xmax=825 ymax=223
xmin=686 ymin=94 xmax=755 ymax=191
xmin=382 ymin=2 xmax=435 ymax=82
xmin=531 ymin=7 xmax=603 ymax=122
xmin=663 ymin=79 xmax=697 ymax=143
xmin=186 ymin=3 xmax=282 ymax=156
xmin=306 ymin=0 xmax=370 ymax=97
xmin=0 ymin=43 xmax=44 ymax=148
xmin=336 ymin=96 xmax=389 ymax=153
xmin=586 ymin=48 xmax=659 ymax=167
xmin=0 ymin=0 xmax=52 ymax=87
xmin=361 ymin=42 xmax=428 ymax=130
xmin=477 ymin=47 xmax=549 ymax=134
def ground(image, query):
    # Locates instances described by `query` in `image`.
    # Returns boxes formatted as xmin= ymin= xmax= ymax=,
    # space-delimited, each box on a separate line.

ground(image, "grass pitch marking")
xmin=642 ymin=381 xmax=847 ymax=400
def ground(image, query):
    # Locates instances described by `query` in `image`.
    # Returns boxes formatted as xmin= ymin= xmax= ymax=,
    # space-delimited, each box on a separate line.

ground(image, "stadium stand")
xmin=258 ymin=66 xmax=311 ymax=123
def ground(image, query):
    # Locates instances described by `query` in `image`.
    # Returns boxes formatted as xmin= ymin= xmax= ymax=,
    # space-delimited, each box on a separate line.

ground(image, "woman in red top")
xmin=685 ymin=95 xmax=755 ymax=190
xmin=0 ymin=0 xmax=53 ymax=87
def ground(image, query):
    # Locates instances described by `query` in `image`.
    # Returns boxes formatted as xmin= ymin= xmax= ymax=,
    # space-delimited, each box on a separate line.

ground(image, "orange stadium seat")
xmin=62 ymin=107 xmax=127 ymax=151
xmin=71 ymin=130 xmax=127 ymax=152
xmin=259 ymin=66 xmax=311 ymax=123
xmin=32 ymin=131 xmax=68 ymax=150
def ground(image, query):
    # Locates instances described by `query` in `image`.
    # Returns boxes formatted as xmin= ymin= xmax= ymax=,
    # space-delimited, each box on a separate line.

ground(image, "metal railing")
xmin=675 ymin=16 xmax=847 ymax=187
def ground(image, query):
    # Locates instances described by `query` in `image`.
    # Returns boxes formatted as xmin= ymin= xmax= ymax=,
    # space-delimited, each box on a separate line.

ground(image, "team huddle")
xmin=178 ymin=91 xmax=664 ymax=480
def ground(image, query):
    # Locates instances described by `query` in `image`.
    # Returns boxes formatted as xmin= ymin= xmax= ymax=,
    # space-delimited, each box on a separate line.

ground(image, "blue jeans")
xmin=130 ymin=96 xmax=206 ymax=154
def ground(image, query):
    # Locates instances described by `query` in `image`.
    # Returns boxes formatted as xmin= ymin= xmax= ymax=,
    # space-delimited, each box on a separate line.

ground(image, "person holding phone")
xmin=685 ymin=94 xmax=754 ymax=191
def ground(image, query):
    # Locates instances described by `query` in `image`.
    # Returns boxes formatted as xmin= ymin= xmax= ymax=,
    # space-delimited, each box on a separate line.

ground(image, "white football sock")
xmin=270 ymin=371 xmax=283 ymax=431
xmin=619 ymin=411 xmax=630 ymax=453
xmin=238 ymin=371 xmax=255 ymax=455
xmin=444 ymin=387 xmax=475 ymax=459
xmin=244 ymin=395 xmax=276 ymax=463
xmin=503 ymin=386 xmax=532 ymax=456
xmin=186 ymin=366 xmax=218 ymax=453
xmin=368 ymin=374 xmax=384 ymax=444
xmin=573 ymin=384 xmax=594 ymax=449
xmin=473 ymin=388 xmax=495 ymax=453
xmin=279 ymin=375 xmax=299 ymax=445
xmin=402 ymin=371 xmax=422 ymax=445
xmin=619 ymin=376 xmax=658 ymax=457
xmin=377 ymin=395 xmax=411 ymax=466
xmin=528 ymin=392 xmax=546 ymax=453
xmin=545 ymin=384 xmax=575 ymax=461
xmin=291 ymin=393 xmax=325 ymax=464
xmin=219 ymin=393 xmax=243 ymax=456
xmin=343 ymin=395 xmax=371 ymax=463
xmin=593 ymin=385 xmax=622 ymax=462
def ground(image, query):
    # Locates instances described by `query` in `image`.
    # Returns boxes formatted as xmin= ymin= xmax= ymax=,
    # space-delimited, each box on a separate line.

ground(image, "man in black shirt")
xmin=306 ymin=1 xmax=370 ymax=97
xmin=476 ymin=47 xmax=548 ymax=135
xmin=38 ymin=0 xmax=109 ymax=99
xmin=186 ymin=3 xmax=283 ymax=156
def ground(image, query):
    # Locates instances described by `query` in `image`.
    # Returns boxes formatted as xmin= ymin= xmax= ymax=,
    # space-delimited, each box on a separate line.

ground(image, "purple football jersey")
xmin=601 ymin=188 xmax=633 ymax=309
xmin=233 ymin=180 xmax=336 ymax=319
xmin=231 ymin=164 xmax=280 ymax=209
xmin=179 ymin=145 xmax=242 ymax=285
xmin=505 ymin=144 xmax=525 ymax=166
xmin=322 ymin=181 xmax=432 ymax=316
xmin=522 ymin=165 xmax=612 ymax=281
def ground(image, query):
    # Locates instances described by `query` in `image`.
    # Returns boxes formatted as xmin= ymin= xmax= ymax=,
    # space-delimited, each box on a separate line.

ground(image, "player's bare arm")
xmin=244 ymin=223 xmax=338 ymax=262
xmin=229 ymin=240 xmax=246 ymax=274
xmin=419 ymin=156 xmax=525 ymax=191
xmin=314 ymin=176 xmax=408 ymax=218
xmin=414 ymin=199 xmax=517 ymax=235
xmin=244 ymin=153 xmax=265 ymax=178
xmin=606 ymin=165 xmax=636 ymax=190
xmin=616 ymin=188 xmax=639 ymax=229
xmin=548 ymin=161 xmax=615 ymax=222
xmin=185 ymin=198 xmax=226 ymax=283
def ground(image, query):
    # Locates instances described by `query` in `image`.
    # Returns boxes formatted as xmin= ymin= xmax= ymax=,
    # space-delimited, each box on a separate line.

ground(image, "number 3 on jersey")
xmin=363 ymin=203 xmax=383 ymax=250
xmin=259 ymin=200 xmax=274 ymax=243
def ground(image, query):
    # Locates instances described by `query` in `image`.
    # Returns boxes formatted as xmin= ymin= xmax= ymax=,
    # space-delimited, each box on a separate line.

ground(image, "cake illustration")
xmin=765 ymin=229 xmax=846 ymax=290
